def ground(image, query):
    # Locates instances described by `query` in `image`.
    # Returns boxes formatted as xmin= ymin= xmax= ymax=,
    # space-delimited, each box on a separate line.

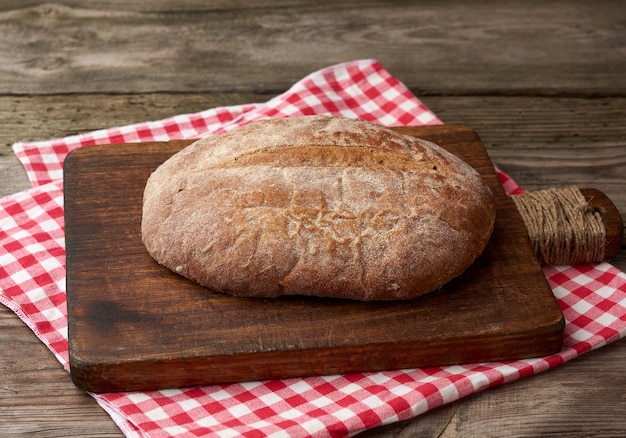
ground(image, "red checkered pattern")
xmin=2 ymin=60 xmax=625 ymax=438
xmin=0 ymin=182 xmax=68 ymax=366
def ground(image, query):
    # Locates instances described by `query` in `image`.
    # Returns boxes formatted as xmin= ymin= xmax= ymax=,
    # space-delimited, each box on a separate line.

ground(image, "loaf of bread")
xmin=141 ymin=116 xmax=495 ymax=301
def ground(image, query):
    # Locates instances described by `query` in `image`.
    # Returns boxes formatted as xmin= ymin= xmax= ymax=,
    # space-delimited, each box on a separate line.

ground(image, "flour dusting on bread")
xmin=141 ymin=116 xmax=495 ymax=301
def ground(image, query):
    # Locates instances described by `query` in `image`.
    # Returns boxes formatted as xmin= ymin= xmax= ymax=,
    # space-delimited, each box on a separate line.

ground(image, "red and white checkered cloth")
xmin=2 ymin=59 xmax=625 ymax=437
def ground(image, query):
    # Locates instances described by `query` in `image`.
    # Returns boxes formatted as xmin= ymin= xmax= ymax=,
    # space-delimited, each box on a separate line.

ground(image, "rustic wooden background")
xmin=1 ymin=1 xmax=625 ymax=436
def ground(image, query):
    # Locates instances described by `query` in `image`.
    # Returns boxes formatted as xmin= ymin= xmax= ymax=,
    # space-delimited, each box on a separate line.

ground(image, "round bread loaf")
xmin=141 ymin=116 xmax=495 ymax=301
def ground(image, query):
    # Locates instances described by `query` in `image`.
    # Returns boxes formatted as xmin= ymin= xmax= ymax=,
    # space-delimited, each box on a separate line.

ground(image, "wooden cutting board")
xmin=64 ymin=125 xmax=565 ymax=393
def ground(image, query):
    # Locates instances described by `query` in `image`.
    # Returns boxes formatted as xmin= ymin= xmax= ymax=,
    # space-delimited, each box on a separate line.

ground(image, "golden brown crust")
xmin=141 ymin=116 xmax=495 ymax=300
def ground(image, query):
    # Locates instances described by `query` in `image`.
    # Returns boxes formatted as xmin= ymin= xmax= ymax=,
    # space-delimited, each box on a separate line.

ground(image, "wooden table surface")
xmin=1 ymin=1 xmax=624 ymax=436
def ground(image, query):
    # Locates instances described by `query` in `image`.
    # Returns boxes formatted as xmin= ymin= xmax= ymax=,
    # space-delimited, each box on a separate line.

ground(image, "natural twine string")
xmin=511 ymin=186 xmax=606 ymax=265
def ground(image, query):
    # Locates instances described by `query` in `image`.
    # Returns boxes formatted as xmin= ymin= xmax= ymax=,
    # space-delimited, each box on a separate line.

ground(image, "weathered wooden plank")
xmin=0 ymin=1 xmax=624 ymax=95
xmin=0 ymin=92 xmax=263 ymax=197
xmin=0 ymin=92 xmax=260 ymax=150
xmin=424 ymin=96 xmax=626 ymax=215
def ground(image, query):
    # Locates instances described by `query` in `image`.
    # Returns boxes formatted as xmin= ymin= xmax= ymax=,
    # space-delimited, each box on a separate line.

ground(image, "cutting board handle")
xmin=513 ymin=187 xmax=623 ymax=265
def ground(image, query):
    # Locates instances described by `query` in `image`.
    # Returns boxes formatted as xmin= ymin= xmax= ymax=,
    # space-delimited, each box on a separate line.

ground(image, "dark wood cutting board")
xmin=64 ymin=125 xmax=565 ymax=393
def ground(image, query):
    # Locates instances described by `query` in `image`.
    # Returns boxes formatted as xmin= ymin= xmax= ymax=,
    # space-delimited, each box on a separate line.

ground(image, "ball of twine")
xmin=511 ymin=186 xmax=606 ymax=265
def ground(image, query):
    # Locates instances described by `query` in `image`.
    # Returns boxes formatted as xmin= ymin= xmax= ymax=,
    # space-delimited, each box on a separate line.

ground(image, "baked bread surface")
xmin=141 ymin=116 xmax=495 ymax=300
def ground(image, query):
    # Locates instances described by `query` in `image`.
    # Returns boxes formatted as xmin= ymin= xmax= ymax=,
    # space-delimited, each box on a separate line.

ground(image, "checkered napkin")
xmin=2 ymin=59 xmax=625 ymax=437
